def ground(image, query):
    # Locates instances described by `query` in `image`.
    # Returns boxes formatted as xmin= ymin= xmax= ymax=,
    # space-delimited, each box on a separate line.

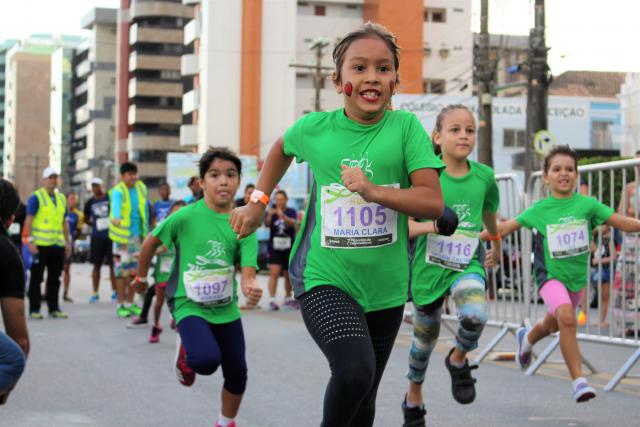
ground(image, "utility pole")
xmin=290 ymin=37 xmax=333 ymax=112
xmin=525 ymin=0 xmax=549 ymax=184
xmin=474 ymin=0 xmax=493 ymax=167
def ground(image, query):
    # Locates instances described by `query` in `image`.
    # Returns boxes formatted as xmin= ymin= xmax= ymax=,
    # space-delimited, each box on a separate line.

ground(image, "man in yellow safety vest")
xmin=109 ymin=162 xmax=149 ymax=318
xmin=24 ymin=167 xmax=72 ymax=319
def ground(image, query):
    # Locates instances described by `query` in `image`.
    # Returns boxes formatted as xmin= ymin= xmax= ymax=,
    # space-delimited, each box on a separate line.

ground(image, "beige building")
xmin=3 ymin=44 xmax=54 ymax=200
xmin=71 ymin=8 xmax=118 ymax=199
xmin=116 ymin=0 xmax=194 ymax=192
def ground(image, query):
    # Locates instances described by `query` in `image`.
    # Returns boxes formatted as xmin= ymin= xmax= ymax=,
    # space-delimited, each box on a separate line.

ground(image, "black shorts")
xmin=90 ymin=237 xmax=113 ymax=266
xmin=268 ymin=249 xmax=291 ymax=269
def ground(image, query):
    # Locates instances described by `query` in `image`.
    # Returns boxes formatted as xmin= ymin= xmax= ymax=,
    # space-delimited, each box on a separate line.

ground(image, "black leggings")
xmin=300 ymin=285 xmax=404 ymax=427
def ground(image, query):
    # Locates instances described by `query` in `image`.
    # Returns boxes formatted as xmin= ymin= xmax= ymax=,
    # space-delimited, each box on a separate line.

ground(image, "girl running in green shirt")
xmin=490 ymin=145 xmax=640 ymax=402
xmin=230 ymin=23 xmax=456 ymax=427
xmin=402 ymin=105 xmax=501 ymax=427
xmin=132 ymin=148 xmax=262 ymax=427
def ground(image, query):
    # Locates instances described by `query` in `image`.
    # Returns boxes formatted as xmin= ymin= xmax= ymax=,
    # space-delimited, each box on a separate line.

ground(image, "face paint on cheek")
xmin=389 ymin=81 xmax=395 ymax=93
xmin=344 ymin=82 xmax=353 ymax=97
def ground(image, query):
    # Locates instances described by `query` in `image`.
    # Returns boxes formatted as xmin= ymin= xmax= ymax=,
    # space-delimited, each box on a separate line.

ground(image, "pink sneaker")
xmin=174 ymin=335 xmax=195 ymax=386
xmin=214 ymin=422 xmax=236 ymax=427
xmin=149 ymin=325 xmax=162 ymax=343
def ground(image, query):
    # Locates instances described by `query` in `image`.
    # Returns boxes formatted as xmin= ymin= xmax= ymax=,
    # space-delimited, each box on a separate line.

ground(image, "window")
xmin=592 ymin=121 xmax=613 ymax=149
xmin=315 ymin=5 xmax=326 ymax=16
xmin=425 ymin=8 xmax=446 ymax=23
xmin=503 ymin=129 xmax=527 ymax=148
xmin=423 ymin=79 xmax=446 ymax=94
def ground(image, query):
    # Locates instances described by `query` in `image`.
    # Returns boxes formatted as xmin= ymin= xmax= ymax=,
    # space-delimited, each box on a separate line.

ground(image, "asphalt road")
xmin=2 ymin=264 xmax=639 ymax=426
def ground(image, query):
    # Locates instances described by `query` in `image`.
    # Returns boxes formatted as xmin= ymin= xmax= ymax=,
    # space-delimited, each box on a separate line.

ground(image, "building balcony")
xmin=74 ymin=125 xmax=88 ymax=140
xmin=181 ymin=53 xmax=198 ymax=76
xmin=128 ymin=105 xmax=182 ymax=125
xmin=183 ymin=0 xmax=201 ymax=5
xmin=76 ymin=59 xmax=91 ymax=78
xmin=182 ymin=89 xmax=199 ymax=114
xmin=74 ymin=80 xmax=89 ymax=96
xmin=130 ymin=0 xmax=194 ymax=20
xmin=180 ymin=124 xmax=197 ymax=147
xmin=128 ymin=77 xmax=183 ymax=98
xmin=184 ymin=17 xmax=201 ymax=45
xmin=130 ymin=23 xmax=183 ymax=45
xmin=129 ymin=52 xmax=181 ymax=72
xmin=76 ymin=105 xmax=90 ymax=125
xmin=128 ymin=133 xmax=180 ymax=151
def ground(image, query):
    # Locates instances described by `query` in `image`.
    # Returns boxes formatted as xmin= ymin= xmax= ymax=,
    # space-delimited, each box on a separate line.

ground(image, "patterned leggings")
xmin=407 ymin=273 xmax=488 ymax=384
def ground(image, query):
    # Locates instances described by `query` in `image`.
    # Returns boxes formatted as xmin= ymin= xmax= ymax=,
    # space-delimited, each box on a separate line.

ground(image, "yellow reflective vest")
xmin=31 ymin=187 xmax=66 ymax=247
xmin=108 ymin=181 xmax=148 ymax=244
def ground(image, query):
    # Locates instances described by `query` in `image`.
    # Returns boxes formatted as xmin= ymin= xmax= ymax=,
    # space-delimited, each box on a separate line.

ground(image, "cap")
xmin=90 ymin=177 xmax=104 ymax=186
xmin=42 ymin=166 xmax=59 ymax=179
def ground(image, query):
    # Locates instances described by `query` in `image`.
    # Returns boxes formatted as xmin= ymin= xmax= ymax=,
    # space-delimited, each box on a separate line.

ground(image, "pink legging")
xmin=539 ymin=279 xmax=585 ymax=317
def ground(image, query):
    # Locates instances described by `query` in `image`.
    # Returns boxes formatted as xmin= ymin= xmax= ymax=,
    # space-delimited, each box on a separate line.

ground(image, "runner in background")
xmin=265 ymin=190 xmax=297 ymax=310
xmin=487 ymin=145 xmax=640 ymax=402
xmin=84 ymin=178 xmax=116 ymax=303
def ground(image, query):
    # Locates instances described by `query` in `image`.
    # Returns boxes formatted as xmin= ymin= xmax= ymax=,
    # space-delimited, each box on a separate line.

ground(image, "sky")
xmin=1 ymin=0 xmax=639 ymax=75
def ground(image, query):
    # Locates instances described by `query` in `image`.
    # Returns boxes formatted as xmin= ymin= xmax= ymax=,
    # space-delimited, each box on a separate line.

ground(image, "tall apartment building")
xmin=619 ymin=72 xmax=640 ymax=155
xmin=3 ymin=36 xmax=82 ymax=200
xmin=0 ymin=39 xmax=18 ymax=177
xmin=71 ymin=8 xmax=118 ymax=200
xmin=51 ymin=44 xmax=83 ymax=192
xmin=116 ymin=0 xmax=194 ymax=192
xmin=180 ymin=0 xmax=473 ymax=157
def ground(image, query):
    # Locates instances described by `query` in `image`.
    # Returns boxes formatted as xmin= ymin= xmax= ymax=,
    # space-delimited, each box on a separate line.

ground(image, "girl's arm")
xmin=281 ymin=210 xmax=297 ymax=227
xmin=482 ymin=211 xmax=502 ymax=267
xmin=231 ymin=137 xmax=293 ymax=238
xmin=132 ymin=234 xmax=163 ymax=293
xmin=240 ymin=266 xmax=263 ymax=306
xmin=342 ymin=166 xmax=444 ymax=219
xmin=408 ymin=219 xmax=435 ymax=239
xmin=480 ymin=218 xmax=522 ymax=241
xmin=606 ymin=213 xmax=640 ymax=233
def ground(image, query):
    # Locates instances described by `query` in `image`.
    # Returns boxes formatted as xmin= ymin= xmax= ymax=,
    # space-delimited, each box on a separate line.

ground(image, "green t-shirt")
xmin=516 ymin=193 xmax=613 ymax=292
xmin=153 ymin=199 xmax=258 ymax=324
xmin=411 ymin=160 xmax=500 ymax=305
xmin=154 ymin=246 xmax=175 ymax=283
xmin=283 ymin=108 xmax=444 ymax=312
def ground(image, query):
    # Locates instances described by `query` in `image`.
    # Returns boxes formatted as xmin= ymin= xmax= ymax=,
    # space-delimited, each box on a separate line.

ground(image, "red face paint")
xmin=344 ymin=82 xmax=353 ymax=97
xmin=389 ymin=81 xmax=395 ymax=93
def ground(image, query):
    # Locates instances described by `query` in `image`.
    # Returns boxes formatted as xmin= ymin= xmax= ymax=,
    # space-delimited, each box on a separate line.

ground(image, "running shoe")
xmin=117 ymin=305 xmax=132 ymax=318
xmin=574 ymin=382 xmax=596 ymax=402
xmin=515 ymin=326 xmax=532 ymax=370
xmin=214 ymin=422 xmax=236 ymax=427
xmin=128 ymin=304 xmax=142 ymax=316
xmin=149 ymin=325 xmax=162 ymax=343
xmin=174 ymin=335 xmax=195 ymax=387
xmin=29 ymin=312 xmax=44 ymax=320
xmin=111 ymin=291 xmax=118 ymax=302
xmin=269 ymin=301 xmax=280 ymax=311
xmin=49 ymin=311 xmax=69 ymax=319
xmin=444 ymin=348 xmax=478 ymax=404
xmin=88 ymin=294 xmax=99 ymax=304
xmin=126 ymin=317 xmax=148 ymax=329
xmin=63 ymin=294 xmax=74 ymax=303
xmin=401 ymin=394 xmax=426 ymax=427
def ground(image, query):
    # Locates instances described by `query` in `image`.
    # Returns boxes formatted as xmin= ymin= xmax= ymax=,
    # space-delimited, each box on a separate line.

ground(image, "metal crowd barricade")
xmin=440 ymin=173 xmax=532 ymax=363
xmin=523 ymin=158 xmax=640 ymax=392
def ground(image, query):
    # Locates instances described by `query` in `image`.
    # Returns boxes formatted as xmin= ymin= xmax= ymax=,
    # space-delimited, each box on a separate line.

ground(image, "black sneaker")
xmin=444 ymin=348 xmax=478 ymax=404
xmin=401 ymin=394 xmax=426 ymax=427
